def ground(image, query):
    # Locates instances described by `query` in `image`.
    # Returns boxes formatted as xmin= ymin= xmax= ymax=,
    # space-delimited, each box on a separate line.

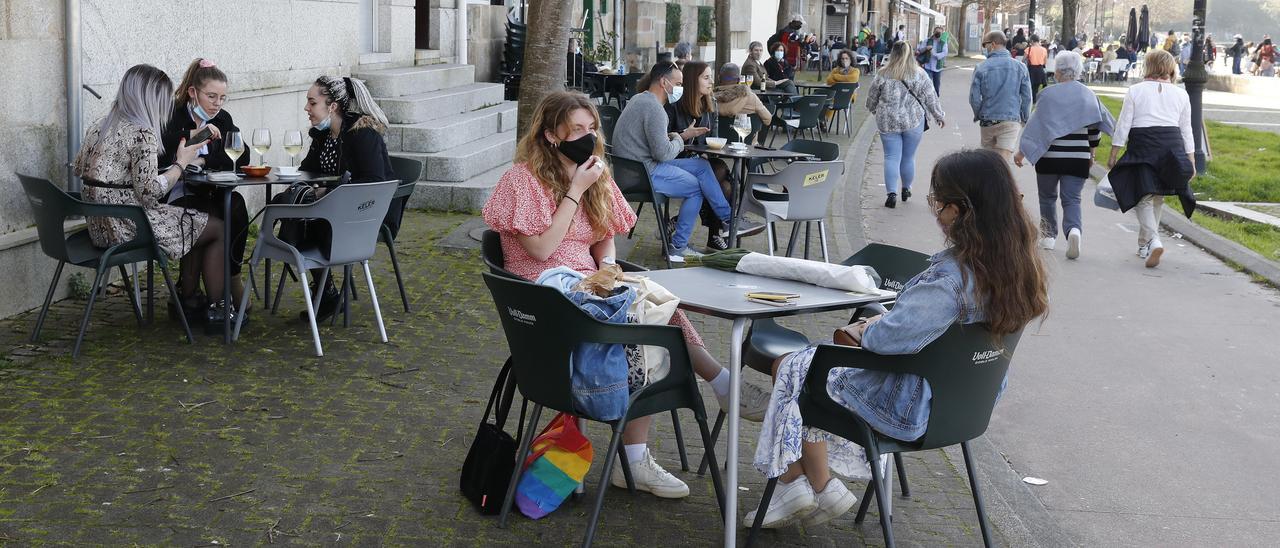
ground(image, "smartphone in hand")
xmin=188 ymin=126 xmax=213 ymax=148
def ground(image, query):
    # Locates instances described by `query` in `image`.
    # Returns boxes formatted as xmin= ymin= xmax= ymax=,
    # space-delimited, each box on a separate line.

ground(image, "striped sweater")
xmin=1034 ymin=128 xmax=1102 ymax=178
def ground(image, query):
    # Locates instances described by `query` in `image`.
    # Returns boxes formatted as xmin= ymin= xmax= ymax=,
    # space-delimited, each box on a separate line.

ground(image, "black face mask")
xmin=556 ymin=133 xmax=597 ymax=165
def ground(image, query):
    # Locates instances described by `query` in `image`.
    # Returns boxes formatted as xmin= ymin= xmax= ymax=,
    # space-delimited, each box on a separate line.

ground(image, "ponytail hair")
xmin=174 ymin=58 xmax=227 ymax=109
xmin=313 ymin=75 xmax=389 ymax=134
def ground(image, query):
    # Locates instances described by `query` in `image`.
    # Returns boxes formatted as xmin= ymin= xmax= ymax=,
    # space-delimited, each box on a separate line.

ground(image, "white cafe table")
xmin=638 ymin=266 xmax=894 ymax=547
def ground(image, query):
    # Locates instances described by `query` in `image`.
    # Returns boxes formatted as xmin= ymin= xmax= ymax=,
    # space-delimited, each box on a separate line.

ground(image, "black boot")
xmin=885 ymin=193 xmax=898 ymax=208
xmin=299 ymin=278 xmax=341 ymax=324
xmin=169 ymin=292 xmax=208 ymax=325
xmin=901 ymin=188 xmax=912 ymax=202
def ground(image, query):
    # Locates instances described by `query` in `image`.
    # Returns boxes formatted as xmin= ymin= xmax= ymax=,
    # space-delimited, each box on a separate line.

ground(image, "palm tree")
xmin=715 ymin=0 xmax=730 ymax=71
xmin=516 ymin=0 xmax=572 ymax=138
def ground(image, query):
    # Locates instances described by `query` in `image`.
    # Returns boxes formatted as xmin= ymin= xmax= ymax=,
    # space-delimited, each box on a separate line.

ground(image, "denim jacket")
xmin=828 ymin=250 xmax=989 ymax=441
xmin=537 ymin=267 xmax=635 ymax=421
xmin=968 ymin=49 xmax=1032 ymax=123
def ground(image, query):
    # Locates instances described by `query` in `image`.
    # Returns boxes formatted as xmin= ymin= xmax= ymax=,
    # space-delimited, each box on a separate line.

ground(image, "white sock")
xmin=624 ymin=443 xmax=647 ymax=464
xmin=710 ymin=368 xmax=731 ymax=399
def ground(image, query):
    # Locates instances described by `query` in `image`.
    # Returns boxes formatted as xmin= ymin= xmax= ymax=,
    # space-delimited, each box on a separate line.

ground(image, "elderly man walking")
xmin=969 ymin=31 xmax=1032 ymax=161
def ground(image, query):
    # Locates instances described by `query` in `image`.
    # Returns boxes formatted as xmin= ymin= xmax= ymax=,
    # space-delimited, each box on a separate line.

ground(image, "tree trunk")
xmin=957 ymin=3 xmax=970 ymax=52
xmin=886 ymin=0 xmax=897 ymax=36
xmin=516 ymin=0 xmax=572 ymax=139
xmin=715 ymin=0 xmax=730 ymax=72
xmin=1061 ymin=0 xmax=1079 ymax=45
xmin=777 ymin=0 xmax=792 ymax=30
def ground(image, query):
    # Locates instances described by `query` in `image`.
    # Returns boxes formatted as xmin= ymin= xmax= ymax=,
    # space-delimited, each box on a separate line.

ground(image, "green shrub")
xmin=665 ymin=3 xmax=681 ymax=45
xmin=697 ymin=6 xmax=714 ymax=44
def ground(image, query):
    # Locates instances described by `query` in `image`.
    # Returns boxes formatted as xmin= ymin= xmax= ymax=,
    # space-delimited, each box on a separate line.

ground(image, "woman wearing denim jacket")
xmin=746 ymin=149 xmax=1049 ymax=529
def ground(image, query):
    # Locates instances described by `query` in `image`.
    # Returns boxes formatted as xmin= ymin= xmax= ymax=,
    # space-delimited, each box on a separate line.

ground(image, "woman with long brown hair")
xmin=747 ymin=149 xmax=1049 ymax=529
xmin=666 ymin=60 xmax=737 ymax=251
xmin=483 ymin=91 xmax=770 ymax=500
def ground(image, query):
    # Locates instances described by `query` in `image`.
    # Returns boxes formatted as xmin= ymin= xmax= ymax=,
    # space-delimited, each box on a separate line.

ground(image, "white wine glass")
xmin=732 ymin=113 xmax=752 ymax=149
xmin=283 ymin=130 xmax=304 ymax=166
xmin=251 ymin=128 xmax=271 ymax=166
xmin=224 ymin=131 xmax=244 ymax=168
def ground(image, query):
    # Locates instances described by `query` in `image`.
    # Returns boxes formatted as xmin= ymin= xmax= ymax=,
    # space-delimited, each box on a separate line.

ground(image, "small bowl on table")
xmin=241 ymin=165 xmax=271 ymax=178
xmin=275 ymin=165 xmax=301 ymax=178
xmin=705 ymin=137 xmax=728 ymax=150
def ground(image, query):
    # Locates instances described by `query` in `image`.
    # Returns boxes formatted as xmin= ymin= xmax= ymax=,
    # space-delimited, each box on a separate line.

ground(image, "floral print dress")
xmin=73 ymin=120 xmax=207 ymax=260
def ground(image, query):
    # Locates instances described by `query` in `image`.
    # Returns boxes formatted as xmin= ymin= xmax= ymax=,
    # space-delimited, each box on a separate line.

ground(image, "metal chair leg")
xmin=161 ymin=264 xmax=194 ymax=344
xmin=72 ymin=267 xmax=107 ymax=358
xmin=785 ymin=223 xmax=801 ymax=258
xmin=894 ymin=452 xmax=911 ymax=498
xmin=868 ymin=446 xmax=896 ymax=547
xmin=766 ymin=222 xmax=776 ymax=256
xmin=384 ymin=235 xmax=410 ymax=313
xmin=271 ymin=264 xmax=289 ymax=314
xmin=962 ymin=441 xmax=995 ymax=548
xmin=670 ymin=410 xmax=689 ymax=471
xmin=695 ymin=414 xmax=726 ymax=518
xmin=746 ymin=476 xmax=779 ymax=547
xmin=818 ymin=221 xmax=830 ymax=263
xmin=362 ymin=261 xmax=388 ymax=343
xmin=854 ymin=479 xmax=874 ymax=523
xmin=146 ymin=261 xmax=154 ymax=324
xmin=298 ymin=267 xmax=323 ymax=357
xmin=499 ymin=404 xmax=543 ymax=528
xmin=697 ymin=410 xmax=726 ymax=476
xmin=334 ymin=265 xmax=351 ymax=327
xmin=584 ymin=416 xmax=630 ymax=548
xmin=31 ymin=261 xmax=65 ymax=342
xmin=615 ymin=441 xmax=637 ymax=493
xmin=122 ymin=264 xmax=143 ymax=326
xmin=803 ymin=223 xmax=812 ymax=260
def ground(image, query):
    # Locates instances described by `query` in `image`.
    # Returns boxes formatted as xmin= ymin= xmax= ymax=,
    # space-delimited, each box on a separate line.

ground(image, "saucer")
xmin=205 ymin=172 xmax=240 ymax=182
xmin=275 ymin=172 xmax=301 ymax=179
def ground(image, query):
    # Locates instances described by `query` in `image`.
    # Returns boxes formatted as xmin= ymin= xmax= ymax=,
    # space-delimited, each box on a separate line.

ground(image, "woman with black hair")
xmin=748 ymin=149 xmax=1049 ymax=529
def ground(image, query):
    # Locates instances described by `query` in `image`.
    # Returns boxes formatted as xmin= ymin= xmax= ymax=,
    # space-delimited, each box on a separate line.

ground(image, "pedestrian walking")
xmin=1258 ymin=39 xmax=1276 ymax=77
xmin=917 ymin=26 xmax=948 ymax=95
xmin=969 ymin=31 xmax=1032 ymax=162
xmin=1014 ymin=51 xmax=1116 ymax=260
xmin=1229 ymin=35 xmax=1246 ymax=75
xmin=1106 ymin=49 xmax=1196 ymax=269
xmin=1025 ymin=36 xmax=1050 ymax=101
xmin=865 ymin=41 xmax=946 ymax=209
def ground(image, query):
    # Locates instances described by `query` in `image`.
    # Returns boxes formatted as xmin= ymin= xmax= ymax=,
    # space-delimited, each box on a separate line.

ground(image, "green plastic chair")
xmin=482 ymin=272 xmax=724 ymax=547
xmin=607 ymin=153 xmax=674 ymax=269
xmin=480 ymin=229 xmax=691 ymax=471
xmin=18 ymin=174 xmax=193 ymax=357
xmin=745 ymin=324 xmax=1025 ymax=548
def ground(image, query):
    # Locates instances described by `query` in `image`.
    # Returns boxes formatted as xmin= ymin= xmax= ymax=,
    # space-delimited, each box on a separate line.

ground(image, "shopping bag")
xmin=624 ymin=276 xmax=680 ymax=386
xmin=1094 ymin=174 xmax=1120 ymax=211
xmin=459 ymin=357 xmax=527 ymax=515
xmin=514 ymin=413 xmax=593 ymax=519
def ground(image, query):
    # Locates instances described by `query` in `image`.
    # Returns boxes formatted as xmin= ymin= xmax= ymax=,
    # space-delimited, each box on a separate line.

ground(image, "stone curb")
xmin=846 ymin=113 xmax=1075 ymax=546
xmin=1089 ymin=164 xmax=1280 ymax=287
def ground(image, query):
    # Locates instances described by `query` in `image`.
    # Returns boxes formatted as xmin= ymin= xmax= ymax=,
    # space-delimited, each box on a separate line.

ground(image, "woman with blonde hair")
xmin=865 ymin=40 xmax=946 ymax=208
xmin=483 ymin=91 xmax=769 ymax=500
xmin=73 ymin=64 xmax=238 ymax=324
xmin=1106 ymin=48 xmax=1196 ymax=268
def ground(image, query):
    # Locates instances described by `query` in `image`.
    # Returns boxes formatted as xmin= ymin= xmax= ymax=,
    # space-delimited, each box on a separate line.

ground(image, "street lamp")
xmin=1184 ymin=0 xmax=1208 ymax=173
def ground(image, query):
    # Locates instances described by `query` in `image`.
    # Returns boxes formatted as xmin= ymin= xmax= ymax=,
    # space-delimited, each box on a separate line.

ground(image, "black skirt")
xmin=1106 ymin=126 xmax=1196 ymax=217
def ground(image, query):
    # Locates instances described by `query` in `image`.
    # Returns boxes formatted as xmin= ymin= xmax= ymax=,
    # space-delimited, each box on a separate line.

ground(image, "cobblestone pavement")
xmin=1 ymin=203 xmax=995 ymax=543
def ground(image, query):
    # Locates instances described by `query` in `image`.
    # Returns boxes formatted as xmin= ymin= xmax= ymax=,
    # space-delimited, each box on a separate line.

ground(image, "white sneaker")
xmin=1039 ymin=236 xmax=1056 ymax=250
xmin=1137 ymin=242 xmax=1152 ymax=259
xmin=1066 ymin=228 xmax=1082 ymax=260
xmin=1145 ymin=240 xmax=1164 ymax=268
xmin=802 ymin=478 xmax=858 ymax=527
xmin=744 ymin=475 xmax=818 ymax=529
xmin=610 ymin=448 xmax=690 ymax=499
xmin=667 ymin=246 xmax=703 ymax=264
xmin=713 ymin=381 xmax=773 ymax=423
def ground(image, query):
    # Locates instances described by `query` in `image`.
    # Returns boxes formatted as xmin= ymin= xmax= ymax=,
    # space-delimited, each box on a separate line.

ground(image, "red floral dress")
xmin=483 ymin=163 xmax=705 ymax=347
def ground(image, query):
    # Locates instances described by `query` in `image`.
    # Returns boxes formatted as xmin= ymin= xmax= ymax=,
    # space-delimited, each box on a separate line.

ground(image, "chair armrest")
xmin=70 ymin=200 xmax=156 ymax=255
xmin=618 ymin=259 xmax=647 ymax=273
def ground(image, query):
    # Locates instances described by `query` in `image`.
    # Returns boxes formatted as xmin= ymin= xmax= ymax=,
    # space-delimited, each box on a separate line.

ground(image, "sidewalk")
xmin=853 ymin=65 xmax=1280 ymax=546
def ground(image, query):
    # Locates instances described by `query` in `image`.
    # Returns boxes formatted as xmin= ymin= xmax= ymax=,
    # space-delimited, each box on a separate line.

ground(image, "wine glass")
xmin=731 ymin=114 xmax=752 ymax=149
xmin=283 ymin=130 xmax=304 ymax=166
xmin=223 ymin=131 xmax=244 ymax=168
xmin=251 ymin=128 xmax=271 ymax=166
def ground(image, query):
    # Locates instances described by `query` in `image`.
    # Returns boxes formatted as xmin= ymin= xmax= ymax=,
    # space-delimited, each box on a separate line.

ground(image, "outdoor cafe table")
xmin=185 ymin=170 xmax=340 ymax=343
xmin=638 ymin=266 xmax=895 ymax=547
xmin=684 ymin=144 xmax=812 ymax=247
xmin=794 ymin=82 xmax=832 ymax=94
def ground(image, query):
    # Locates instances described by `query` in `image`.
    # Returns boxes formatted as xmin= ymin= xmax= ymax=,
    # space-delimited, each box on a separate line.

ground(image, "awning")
xmin=898 ymin=0 xmax=946 ymax=20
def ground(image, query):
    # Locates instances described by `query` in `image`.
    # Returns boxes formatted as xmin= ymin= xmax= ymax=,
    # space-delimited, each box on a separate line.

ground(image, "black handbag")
xmin=460 ymin=356 xmax=527 ymax=515
xmin=901 ymin=80 xmax=931 ymax=132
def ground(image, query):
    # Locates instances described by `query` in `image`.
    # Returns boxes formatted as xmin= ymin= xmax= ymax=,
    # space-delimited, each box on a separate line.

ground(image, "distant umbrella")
xmin=1138 ymin=5 xmax=1151 ymax=53
xmin=1127 ymin=8 xmax=1138 ymax=51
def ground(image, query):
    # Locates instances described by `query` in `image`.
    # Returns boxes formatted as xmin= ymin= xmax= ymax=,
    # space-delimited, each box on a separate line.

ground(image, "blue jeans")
xmin=927 ymin=69 xmax=942 ymax=96
xmin=1036 ymin=173 xmax=1086 ymax=237
xmin=650 ymin=157 xmax=731 ymax=250
xmin=879 ymin=121 xmax=925 ymax=195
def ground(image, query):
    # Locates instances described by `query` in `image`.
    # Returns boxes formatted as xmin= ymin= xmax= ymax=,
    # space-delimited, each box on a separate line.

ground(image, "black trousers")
xmin=1029 ymin=66 xmax=1047 ymax=103
xmin=170 ymin=186 xmax=248 ymax=276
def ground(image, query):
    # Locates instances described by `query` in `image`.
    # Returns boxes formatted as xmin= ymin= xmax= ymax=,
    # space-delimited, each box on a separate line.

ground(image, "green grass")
xmin=1095 ymin=93 xmax=1280 ymax=267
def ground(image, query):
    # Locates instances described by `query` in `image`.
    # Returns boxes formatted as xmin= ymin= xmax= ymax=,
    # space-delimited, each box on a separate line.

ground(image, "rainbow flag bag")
xmin=515 ymin=412 xmax=593 ymax=519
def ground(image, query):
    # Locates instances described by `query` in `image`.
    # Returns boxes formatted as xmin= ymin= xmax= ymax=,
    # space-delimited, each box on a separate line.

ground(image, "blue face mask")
xmin=314 ymin=116 xmax=331 ymax=131
xmin=189 ymin=102 xmax=213 ymax=123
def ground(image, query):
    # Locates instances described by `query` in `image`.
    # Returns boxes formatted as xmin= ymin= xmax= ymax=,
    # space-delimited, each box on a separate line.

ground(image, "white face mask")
xmin=667 ymin=82 xmax=684 ymax=103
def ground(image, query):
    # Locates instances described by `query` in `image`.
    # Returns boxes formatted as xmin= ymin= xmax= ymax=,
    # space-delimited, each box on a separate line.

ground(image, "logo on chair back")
xmin=507 ymin=307 xmax=537 ymax=326
xmin=972 ymin=349 xmax=1004 ymax=365
xmin=357 ymin=199 xmax=375 ymax=211
xmin=802 ymin=169 xmax=829 ymax=187
xmin=883 ymin=279 xmax=905 ymax=291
